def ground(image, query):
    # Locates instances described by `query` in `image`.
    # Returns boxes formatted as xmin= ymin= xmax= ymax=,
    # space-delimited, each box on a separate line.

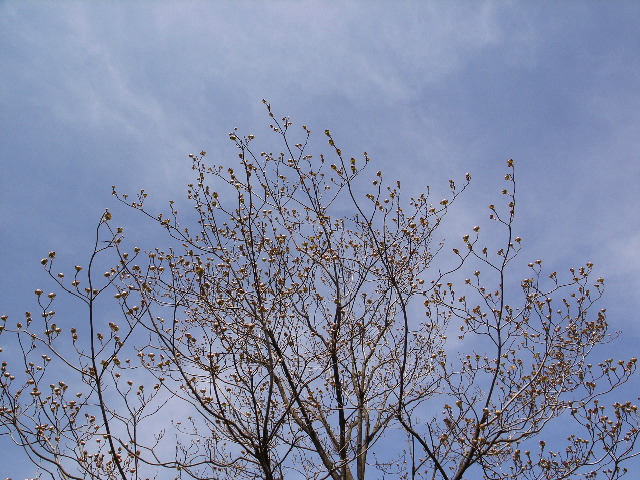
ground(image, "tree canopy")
xmin=1 ymin=104 xmax=638 ymax=480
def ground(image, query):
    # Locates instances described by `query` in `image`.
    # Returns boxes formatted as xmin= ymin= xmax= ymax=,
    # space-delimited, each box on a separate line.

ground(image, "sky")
xmin=1 ymin=2 xmax=640 ymax=479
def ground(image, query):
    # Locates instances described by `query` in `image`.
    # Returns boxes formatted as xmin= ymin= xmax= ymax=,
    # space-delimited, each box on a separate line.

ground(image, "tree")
xmin=1 ymin=102 xmax=639 ymax=480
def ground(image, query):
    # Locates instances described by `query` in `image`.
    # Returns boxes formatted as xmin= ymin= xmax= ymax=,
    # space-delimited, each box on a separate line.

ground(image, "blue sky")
xmin=1 ymin=2 xmax=640 ymax=478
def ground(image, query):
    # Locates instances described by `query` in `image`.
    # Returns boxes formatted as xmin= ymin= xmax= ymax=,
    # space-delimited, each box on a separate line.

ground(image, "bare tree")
xmin=1 ymin=103 xmax=638 ymax=480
